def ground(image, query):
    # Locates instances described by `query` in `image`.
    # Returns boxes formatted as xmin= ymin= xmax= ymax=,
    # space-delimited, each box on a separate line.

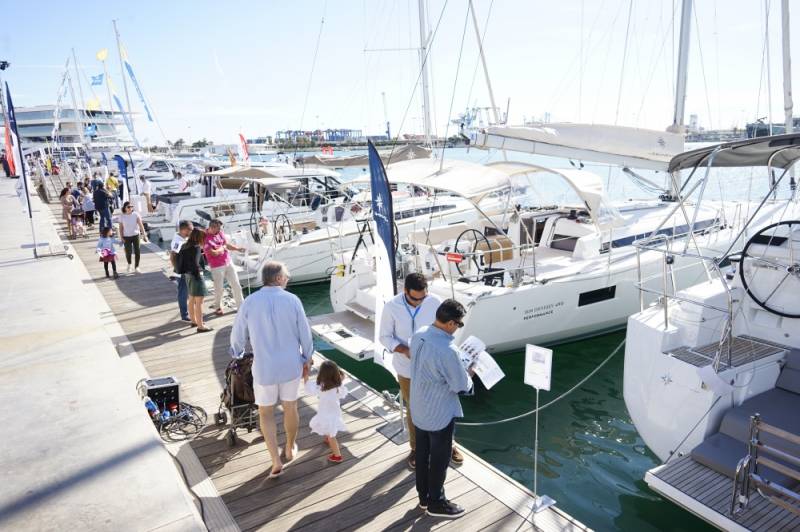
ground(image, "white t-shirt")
xmin=142 ymin=179 xmax=152 ymax=194
xmin=119 ymin=211 xmax=142 ymax=237
xmin=170 ymin=233 xmax=186 ymax=254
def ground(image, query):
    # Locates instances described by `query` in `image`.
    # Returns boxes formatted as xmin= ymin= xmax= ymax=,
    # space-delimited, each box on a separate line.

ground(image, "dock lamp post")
xmin=0 ymin=61 xmax=10 ymax=138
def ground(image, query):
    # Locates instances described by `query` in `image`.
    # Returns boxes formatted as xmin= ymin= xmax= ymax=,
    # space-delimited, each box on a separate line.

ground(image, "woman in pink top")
xmin=203 ymin=219 xmax=245 ymax=315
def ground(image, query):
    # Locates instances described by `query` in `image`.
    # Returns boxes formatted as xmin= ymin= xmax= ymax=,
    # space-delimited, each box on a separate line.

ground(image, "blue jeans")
xmin=177 ymin=274 xmax=189 ymax=319
xmin=98 ymin=207 xmax=112 ymax=231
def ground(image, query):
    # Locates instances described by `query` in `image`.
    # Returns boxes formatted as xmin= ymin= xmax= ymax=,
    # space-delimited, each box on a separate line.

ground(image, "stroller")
xmin=214 ymin=353 xmax=259 ymax=447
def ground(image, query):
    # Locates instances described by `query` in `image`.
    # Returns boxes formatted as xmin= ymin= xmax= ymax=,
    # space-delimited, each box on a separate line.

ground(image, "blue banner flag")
xmin=91 ymin=73 xmax=104 ymax=86
xmin=368 ymin=140 xmax=396 ymax=289
xmin=124 ymin=61 xmax=153 ymax=122
xmin=113 ymin=154 xmax=128 ymax=180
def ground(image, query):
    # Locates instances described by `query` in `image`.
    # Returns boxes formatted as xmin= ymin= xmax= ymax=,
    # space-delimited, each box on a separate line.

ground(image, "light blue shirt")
xmin=230 ymin=286 xmax=313 ymax=386
xmin=409 ymin=325 xmax=473 ymax=431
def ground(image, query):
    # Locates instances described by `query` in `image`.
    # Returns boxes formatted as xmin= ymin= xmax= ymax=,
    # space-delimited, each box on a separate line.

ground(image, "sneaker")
xmin=126 ymin=264 xmax=132 ymax=273
xmin=135 ymin=267 xmax=142 ymax=274
xmin=113 ymin=273 xmax=120 ymax=279
xmin=451 ymin=446 xmax=464 ymax=464
xmin=426 ymin=500 xmax=465 ymax=519
xmin=418 ymin=498 xmax=428 ymax=510
xmin=407 ymin=450 xmax=416 ymax=469
xmin=180 ymin=317 xmax=192 ymax=323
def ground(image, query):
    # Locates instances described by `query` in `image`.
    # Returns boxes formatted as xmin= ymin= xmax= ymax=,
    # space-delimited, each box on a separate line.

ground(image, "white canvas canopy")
xmin=369 ymin=159 xmax=514 ymax=202
xmin=204 ymin=165 xmax=340 ymax=180
xmin=474 ymin=123 xmax=684 ymax=171
xmin=486 ymin=161 xmax=623 ymax=228
xmin=298 ymin=144 xmax=432 ymax=168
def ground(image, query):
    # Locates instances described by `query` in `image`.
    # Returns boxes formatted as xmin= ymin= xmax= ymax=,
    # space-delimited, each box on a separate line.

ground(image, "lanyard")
xmin=402 ymin=295 xmax=422 ymax=335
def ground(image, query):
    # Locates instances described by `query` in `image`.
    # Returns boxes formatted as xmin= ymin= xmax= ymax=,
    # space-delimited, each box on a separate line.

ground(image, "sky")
xmin=1 ymin=0 xmax=799 ymax=145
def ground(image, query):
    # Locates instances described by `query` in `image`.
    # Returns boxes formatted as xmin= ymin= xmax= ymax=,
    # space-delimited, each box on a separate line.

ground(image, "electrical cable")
xmin=456 ymin=339 xmax=625 ymax=427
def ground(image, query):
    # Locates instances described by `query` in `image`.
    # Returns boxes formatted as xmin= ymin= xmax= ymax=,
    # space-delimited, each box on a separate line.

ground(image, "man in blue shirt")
xmin=410 ymin=299 xmax=473 ymax=518
xmin=230 ymin=261 xmax=313 ymax=478
xmin=93 ymin=183 xmax=112 ymax=232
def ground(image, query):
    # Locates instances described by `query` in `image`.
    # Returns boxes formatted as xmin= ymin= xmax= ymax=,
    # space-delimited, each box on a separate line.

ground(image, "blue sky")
xmin=1 ymin=0 xmax=798 ymax=144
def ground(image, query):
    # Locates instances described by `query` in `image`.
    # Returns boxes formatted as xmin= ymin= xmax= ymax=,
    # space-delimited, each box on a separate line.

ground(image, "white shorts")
xmin=254 ymin=378 xmax=301 ymax=407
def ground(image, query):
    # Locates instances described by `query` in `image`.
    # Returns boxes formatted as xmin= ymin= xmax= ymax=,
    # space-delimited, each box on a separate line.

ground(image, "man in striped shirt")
xmin=410 ymin=299 xmax=474 ymax=519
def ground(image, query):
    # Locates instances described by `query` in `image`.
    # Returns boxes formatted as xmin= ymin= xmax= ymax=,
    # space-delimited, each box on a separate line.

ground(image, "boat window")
xmin=394 ymin=204 xmax=457 ymax=220
xmin=578 ymin=286 xmax=616 ymax=307
xmin=550 ymin=234 xmax=578 ymax=252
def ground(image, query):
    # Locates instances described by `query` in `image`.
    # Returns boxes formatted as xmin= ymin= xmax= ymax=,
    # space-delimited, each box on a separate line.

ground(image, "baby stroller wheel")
xmin=226 ymin=430 xmax=237 ymax=447
xmin=214 ymin=412 xmax=227 ymax=426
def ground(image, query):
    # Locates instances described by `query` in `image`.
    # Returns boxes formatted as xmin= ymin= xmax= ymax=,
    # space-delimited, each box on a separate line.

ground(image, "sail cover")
xmin=668 ymin=132 xmax=800 ymax=172
xmin=474 ymin=123 xmax=684 ymax=171
xmin=368 ymin=140 xmax=398 ymax=378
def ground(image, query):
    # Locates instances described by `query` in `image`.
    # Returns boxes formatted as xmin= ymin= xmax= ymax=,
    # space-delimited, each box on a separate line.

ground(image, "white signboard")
xmin=524 ymin=344 xmax=552 ymax=391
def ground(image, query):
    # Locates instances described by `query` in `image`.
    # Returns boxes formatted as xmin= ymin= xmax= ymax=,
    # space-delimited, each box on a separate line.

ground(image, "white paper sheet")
xmin=458 ymin=335 xmax=486 ymax=368
xmin=472 ymin=351 xmax=505 ymax=389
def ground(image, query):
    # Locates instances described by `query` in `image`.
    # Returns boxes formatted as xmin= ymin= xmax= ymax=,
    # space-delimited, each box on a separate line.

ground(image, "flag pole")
xmin=5 ymin=82 xmax=38 ymax=258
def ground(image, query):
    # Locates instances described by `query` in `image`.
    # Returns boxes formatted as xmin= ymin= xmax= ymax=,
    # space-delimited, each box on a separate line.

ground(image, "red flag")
xmin=3 ymin=120 xmax=15 ymax=176
xmin=238 ymin=133 xmax=249 ymax=162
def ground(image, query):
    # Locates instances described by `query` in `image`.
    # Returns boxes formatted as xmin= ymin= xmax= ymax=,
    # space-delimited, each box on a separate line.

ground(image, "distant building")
xmin=746 ymin=117 xmax=800 ymax=138
xmin=275 ymin=128 xmax=364 ymax=144
xmin=11 ymin=105 xmax=134 ymax=151
xmin=688 ymin=114 xmax=699 ymax=134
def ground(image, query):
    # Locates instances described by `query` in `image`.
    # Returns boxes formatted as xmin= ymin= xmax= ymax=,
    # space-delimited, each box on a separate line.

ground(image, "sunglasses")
xmin=454 ymin=320 xmax=464 ymax=328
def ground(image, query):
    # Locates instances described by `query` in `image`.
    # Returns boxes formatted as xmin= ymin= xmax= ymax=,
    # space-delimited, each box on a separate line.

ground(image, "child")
xmin=97 ymin=227 xmax=119 ymax=279
xmin=304 ymin=360 xmax=348 ymax=463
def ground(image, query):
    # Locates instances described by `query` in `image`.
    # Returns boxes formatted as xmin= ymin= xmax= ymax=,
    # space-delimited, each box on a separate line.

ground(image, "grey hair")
xmin=262 ymin=261 xmax=289 ymax=286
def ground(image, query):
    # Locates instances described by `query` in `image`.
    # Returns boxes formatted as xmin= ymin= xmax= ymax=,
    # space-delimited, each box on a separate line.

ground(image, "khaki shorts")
xmin=254 ymin=378 xmax=301 ymax=407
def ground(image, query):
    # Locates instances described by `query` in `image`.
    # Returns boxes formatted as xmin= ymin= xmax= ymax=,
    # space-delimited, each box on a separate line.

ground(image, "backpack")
xmin=176 ymin=244 xmax=195 ymax=275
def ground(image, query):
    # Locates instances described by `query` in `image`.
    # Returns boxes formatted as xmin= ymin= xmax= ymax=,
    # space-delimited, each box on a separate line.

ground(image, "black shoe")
xmin=407 ymin=450 xmax=416 ymax=470
xmin=418 ymin=498 xmax=428 ymax=510
xmin=180 ymin=317 xmax=192 ymax=322
xmin=426 ymin=500 xmax=465 ymax=519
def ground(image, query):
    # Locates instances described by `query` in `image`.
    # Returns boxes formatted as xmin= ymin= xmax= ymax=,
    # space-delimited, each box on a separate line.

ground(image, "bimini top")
xmin=204 ymin=164 xmax=340 ymax=180
xmin=486 ymin=161 xmax=623 ymax=228
xmin=298 ymin=144 xmax=432 ymax=167
xmin=669 ymin=133 xmax=800 ymax=172
xmin=474 ymin=123 xmax=684 ymax=172
xmin=382 ymin=158 xmax=512 ymax=202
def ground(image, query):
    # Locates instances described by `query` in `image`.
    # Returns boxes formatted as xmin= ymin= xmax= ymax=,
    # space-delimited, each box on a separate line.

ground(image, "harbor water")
xmin=290 ymin=282 xmax=712 ymax=532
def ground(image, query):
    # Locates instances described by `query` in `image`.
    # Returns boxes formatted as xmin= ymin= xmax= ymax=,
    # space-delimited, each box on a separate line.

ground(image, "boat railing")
xmin=732 ymin=413 xmax=800 ymax=517
xmin=633 ymin=231 xmax=737 ymax=369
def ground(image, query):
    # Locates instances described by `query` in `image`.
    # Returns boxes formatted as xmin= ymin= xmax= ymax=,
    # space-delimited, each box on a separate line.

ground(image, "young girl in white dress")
xmin=304 ymin=360 xmax=348 ymax=463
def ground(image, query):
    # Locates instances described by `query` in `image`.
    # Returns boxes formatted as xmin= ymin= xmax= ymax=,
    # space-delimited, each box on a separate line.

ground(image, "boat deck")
xmin=668 ymin=335 xmax=788 ymax=369
xmin=57 ymin=204 xmax=590 ymax=531
xmin=647 ymin=456 xmax=800 ymax=531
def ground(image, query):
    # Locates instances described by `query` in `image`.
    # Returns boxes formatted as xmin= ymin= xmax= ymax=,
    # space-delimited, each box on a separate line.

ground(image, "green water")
xmin=288 ymin=282 xmax=713 ymax=532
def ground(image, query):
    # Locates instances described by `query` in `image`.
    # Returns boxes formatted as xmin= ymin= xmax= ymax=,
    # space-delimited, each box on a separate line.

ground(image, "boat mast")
xmin=468 ymin=0 xmax=499 ymax=125
xmin=669 ymin=0 xmax=692 ymax=134
xmin=113 ymin=19 xmax=136 ymax=144
xmin=65 ymin=58 xmax=88 ymax=156
xmin=417 ymin=0 xmax=433 ymax=146
xmin=782 ymin=0 xmax=793 ymax=135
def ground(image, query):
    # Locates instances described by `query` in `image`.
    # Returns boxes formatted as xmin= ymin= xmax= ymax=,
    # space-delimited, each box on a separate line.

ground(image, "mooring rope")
xmin=456 ymin=338 xmax=625 ymax=427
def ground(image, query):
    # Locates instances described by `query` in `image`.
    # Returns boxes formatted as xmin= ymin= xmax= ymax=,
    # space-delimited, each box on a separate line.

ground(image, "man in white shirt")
xmin=379 ymin=273 xmax=464 ymax=469
xmin=230 ymin=261 xmax=313 ymax=478
xmin=170 ymin=220 xmax=193 ymax=322
xmin=140 ymin=175 xmax=154 ymax=213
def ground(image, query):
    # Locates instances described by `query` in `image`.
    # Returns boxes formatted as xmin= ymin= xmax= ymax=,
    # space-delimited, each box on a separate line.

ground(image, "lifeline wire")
xmin=456 ymin=339 xmax=625 ymax=427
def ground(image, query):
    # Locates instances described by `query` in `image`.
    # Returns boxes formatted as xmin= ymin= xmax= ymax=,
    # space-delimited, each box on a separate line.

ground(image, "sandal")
xmin=282 ymin=443 xmax=299 ymax=466
xmin=328 ymin=454 xmax=343 ymax=463
xmin=214 ymin=308 xmax=224 ymax=316
xmin=267 ymin=467 xmax=283 ymax=479
xmin=196 ymin=326 xmax=213 ymax=333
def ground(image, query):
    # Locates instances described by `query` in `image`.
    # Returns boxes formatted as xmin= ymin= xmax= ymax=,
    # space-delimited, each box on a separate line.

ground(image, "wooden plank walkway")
xmin=53 ymin=204 xmax=590 ymax=532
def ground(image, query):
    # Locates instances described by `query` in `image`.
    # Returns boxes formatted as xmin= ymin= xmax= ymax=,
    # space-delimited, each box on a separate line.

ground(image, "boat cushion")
xmin=719 ymin=388 xmax=800 ymax=457
xmin=777 ymin=367 xmax=800 ymax=395
xmin=691 ymin=433 xmax=797 ymax=488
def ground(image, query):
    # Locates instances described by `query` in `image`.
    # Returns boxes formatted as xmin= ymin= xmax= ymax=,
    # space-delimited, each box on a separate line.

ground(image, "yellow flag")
xmin=96 ymin=48 xmax=108 ymax=61
xmin=86 ymin=98 xmax=100 ymax=111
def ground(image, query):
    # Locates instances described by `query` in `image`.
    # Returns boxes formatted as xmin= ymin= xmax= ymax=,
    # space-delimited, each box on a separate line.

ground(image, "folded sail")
xmin=474 ymin=123 xmax=684 ymax=171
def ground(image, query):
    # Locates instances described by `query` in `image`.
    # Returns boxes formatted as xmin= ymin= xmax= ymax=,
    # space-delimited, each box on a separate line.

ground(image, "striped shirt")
xmin=409 ymin=325 xmax=473 ymax=431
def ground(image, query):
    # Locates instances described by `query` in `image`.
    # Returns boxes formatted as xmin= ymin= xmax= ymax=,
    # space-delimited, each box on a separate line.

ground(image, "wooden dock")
xmin=54 ymin=205 xmax=590 ymax=531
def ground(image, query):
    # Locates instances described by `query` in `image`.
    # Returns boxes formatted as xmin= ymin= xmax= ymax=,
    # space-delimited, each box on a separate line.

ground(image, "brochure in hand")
xmin=457 ymin=335 xmax=505 ymax=389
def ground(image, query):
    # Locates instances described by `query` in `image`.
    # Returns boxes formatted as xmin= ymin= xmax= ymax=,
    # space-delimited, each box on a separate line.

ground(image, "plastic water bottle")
xmin=503 ymin=270 xmax=512 ymax=287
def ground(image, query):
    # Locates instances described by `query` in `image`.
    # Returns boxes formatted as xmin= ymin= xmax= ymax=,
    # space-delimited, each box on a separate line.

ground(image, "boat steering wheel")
xmin=738 ymin=220 xmax=800 ymax=319
xmin=272 ymin=214 xmax=294 ymax=244
xmin=454 ymin=229 xmax=493 ymax=279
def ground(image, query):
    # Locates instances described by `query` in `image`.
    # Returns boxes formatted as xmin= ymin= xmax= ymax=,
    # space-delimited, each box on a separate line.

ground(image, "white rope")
xmin=294 ymin=2 xmax=327 ymax=159
xmin=456 ymin=339 xmax=625 ymax=427
xmin=438 ymin=3 xmax=471 ymax=171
